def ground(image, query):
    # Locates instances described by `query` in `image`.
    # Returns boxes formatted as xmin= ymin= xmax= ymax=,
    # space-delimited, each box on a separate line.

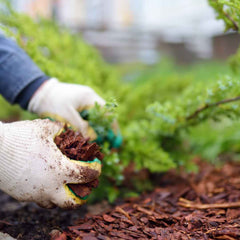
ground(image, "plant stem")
xmin=186 ymin=96 xmax=240 ymax=120
xmin=223 ymin=11 xmax=239 ymax=31
xmin=178 ymin=198 xmax=240 ymax=209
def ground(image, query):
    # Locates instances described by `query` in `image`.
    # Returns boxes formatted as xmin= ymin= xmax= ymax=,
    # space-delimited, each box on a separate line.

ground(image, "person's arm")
xmin=0 ymin=35 xmax=49 ymax=109
xmin=0 ymin=35 xmax=106 ymax=139
xmin=0 ymin=35 xmax=105 ymax=208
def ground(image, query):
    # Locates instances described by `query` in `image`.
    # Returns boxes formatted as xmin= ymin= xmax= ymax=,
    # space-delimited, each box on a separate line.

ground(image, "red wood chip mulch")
xmin=54 ymin=127 xmax=104 ymax=198
xmin=53 ymin=161 xmax=240 ymax=240
xmin=54 ymin=127 xmax=104 ymax=162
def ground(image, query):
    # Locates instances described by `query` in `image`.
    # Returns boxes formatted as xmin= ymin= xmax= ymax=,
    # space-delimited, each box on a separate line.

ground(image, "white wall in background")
xmin=57 ymin=0 xmax=85 ymax=27
xmin=13 ymin=0 xmax=226 ymax=60
xmin=140 ymin=0 xmax=224 ymax=39
xmin=14 ymin=0 xmax=224 ymax=38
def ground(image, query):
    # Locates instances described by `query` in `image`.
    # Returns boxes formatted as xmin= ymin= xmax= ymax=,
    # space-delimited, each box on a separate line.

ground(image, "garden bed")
xmin=0 ymin=160 xmax=240 ymax=239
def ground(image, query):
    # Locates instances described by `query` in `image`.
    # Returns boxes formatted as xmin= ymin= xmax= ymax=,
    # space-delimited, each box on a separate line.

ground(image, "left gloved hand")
xmin=0 ymin=119 xmax=101 ymax=209
xmin=28 ymin=78 xmax=105 ymax=140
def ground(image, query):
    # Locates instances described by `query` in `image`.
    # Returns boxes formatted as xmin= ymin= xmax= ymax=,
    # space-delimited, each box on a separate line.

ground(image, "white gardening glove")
xmin=28 ymin=78 xmax=105 ymax=140
xmin=0 ymin=119 xmax=101 ymax=209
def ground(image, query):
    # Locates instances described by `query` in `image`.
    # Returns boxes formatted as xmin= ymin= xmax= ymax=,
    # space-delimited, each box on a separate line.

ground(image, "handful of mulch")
xmin=54 ymin=126 xmax=104 ymax=198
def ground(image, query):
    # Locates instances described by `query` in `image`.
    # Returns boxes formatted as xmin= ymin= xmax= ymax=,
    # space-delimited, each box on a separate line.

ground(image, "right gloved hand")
xmin=28 ymin=78 xmax=105 ymax=140
xmin=0 ymin=119 xmax=101 ymax=209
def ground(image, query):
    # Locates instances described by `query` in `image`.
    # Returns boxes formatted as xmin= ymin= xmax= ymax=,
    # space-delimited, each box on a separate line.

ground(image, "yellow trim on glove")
xmin=64 ymin=184 xmax=87 ymax=204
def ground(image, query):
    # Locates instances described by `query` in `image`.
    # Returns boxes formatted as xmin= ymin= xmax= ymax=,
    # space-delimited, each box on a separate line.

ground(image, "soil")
xmin=0 ymin=161 xmax=240 ymax=239
xmin=54 ymin=127 xmax=104 ymax=198
xmin=0 ymin=194 xmax=88 ymax=240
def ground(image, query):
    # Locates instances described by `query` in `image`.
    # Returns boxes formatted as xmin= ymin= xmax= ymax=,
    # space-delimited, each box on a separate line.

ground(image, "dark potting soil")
xmin=54 ymin=127 xmax=104 ymax=199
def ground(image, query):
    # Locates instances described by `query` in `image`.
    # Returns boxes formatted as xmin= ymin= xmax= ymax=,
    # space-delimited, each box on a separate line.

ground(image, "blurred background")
xmin=12 ymin=0 xmax=239 ymax=65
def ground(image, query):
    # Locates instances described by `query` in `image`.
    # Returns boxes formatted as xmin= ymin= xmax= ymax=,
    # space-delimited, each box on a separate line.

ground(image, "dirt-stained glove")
xmin=0 ymin=119 xmax=101 ymax=209
xmin=28 ymin=78 xmax=105 ymax=140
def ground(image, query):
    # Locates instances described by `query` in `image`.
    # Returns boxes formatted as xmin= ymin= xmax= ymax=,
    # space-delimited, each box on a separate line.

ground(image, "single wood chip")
xmin=178 ymin=198 xmax=240 ymax=209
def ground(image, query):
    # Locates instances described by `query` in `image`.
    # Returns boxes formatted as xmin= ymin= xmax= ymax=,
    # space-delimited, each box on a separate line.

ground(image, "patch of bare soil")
xmin=0 ymin=195 xmax=88 ymax=240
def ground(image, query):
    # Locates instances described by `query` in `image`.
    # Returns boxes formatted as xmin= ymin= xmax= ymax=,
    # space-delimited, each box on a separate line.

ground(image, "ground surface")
xmin=0 ymin=161 xmax=240 ymax=240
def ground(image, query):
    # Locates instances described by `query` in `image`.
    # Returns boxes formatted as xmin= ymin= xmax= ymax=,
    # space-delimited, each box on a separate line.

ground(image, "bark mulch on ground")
xmin=1 ymin=161 xmax=240 ymax=240
xmin=54 ymin=161 xmax=240 ymax=240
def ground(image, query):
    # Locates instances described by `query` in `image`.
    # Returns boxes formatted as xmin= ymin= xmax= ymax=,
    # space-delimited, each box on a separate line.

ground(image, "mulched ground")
xmin=1 ymin=160 xmax=240 ymax=240
xmin=60 ymin=161 xmax=240 ymax=240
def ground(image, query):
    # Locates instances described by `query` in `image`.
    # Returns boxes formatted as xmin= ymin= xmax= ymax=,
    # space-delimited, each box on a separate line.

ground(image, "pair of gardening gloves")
xmin=0 ymin=78 xmax=110 ymax=209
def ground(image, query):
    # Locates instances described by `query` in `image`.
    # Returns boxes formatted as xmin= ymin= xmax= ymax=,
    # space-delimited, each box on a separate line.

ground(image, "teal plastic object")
xmin=107 ymin=129 xmax=122 ymax=148
xmin=80 ymin=110 xmax=122 ymax=149
xmin=95 ymin=129 xmax=122 ymax=149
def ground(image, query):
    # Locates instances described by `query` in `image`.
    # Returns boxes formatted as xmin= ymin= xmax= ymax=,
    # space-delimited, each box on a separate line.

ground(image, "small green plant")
xmin=79 ymin=101 xmax=125 ymax=202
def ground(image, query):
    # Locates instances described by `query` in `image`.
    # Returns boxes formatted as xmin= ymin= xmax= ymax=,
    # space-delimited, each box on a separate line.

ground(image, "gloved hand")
xmin=28 ymin=78 xmax=105 ymax=140
xmin=0 ymin=119 xmax=101 ymax=209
